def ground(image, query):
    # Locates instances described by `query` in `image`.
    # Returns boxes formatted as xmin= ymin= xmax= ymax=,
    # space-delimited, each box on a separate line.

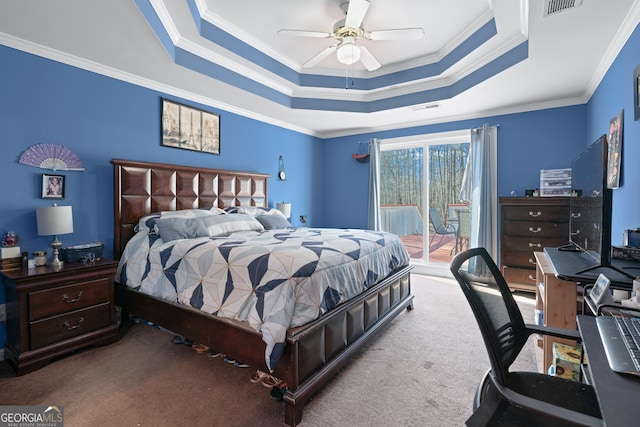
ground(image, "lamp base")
xmin=48 ymin=236 xmax=64 ymax=268
xmin=48 ymin=256 xmax=64 ymax=268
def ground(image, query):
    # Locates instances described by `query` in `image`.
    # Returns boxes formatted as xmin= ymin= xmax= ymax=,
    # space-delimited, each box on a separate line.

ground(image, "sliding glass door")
xmin=379 ymin=130 xmax=472 ymax=276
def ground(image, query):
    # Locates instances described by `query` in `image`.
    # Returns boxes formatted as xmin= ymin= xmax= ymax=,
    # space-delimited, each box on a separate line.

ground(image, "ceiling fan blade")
xmin=345 ymin=0 xmax=370 ymax=28
xmin=359 ymin=46 xmax=381 ymax=71
xmin=278 ymin=29 xmax=332 ymax=38
xmin=367 ymin=28 xmax=425 ymax=41
xmin=302 ymin=45 xmax=338 ymax=68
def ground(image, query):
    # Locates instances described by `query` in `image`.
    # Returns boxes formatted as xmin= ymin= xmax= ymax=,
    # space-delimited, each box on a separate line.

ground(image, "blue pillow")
xmin=155 ymin=217 xmax=209 ymax=242
xmin=256 ymin=215 xmax=292 ymax=230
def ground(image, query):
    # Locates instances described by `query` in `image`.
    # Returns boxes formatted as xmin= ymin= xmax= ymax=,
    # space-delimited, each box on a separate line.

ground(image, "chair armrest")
xmin=524 ymin=323 xmax=581 ymax=341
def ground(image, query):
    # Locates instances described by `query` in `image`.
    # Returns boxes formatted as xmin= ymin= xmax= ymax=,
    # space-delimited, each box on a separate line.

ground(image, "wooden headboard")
xmin=111 ymin=159 xmax=269 ymax=259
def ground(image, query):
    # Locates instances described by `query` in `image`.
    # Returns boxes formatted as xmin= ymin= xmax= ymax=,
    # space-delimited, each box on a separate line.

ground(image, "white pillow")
xmin=202 ymin=213 xmax=264 ymax=236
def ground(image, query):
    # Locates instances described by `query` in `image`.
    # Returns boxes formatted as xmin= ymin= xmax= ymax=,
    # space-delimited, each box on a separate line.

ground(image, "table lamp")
xmin=36 ymin=204 xmax=74 ymax=268
xmin=276 ymin=202 xmax=291 ymax=219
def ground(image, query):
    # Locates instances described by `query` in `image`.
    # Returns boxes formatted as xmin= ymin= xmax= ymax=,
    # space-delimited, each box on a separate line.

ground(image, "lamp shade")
xmin=337 ymin=43 xmax=361 ymax=65
xmin=37 ymin=205 xmax=74 ymax=236
xmin=276 ymin=202 xmax=291 ymax=219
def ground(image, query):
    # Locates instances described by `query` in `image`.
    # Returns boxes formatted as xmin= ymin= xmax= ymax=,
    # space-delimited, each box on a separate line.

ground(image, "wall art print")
xmin=634 ymin=64 xmax=640 ymax=121
xmin=606 ymin=109 xmax=623 ymax=189
xmin=161 ymin=98 xmax=220 ymax=155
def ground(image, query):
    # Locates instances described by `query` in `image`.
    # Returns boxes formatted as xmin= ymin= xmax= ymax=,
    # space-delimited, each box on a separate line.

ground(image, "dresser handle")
xmin=571 ymin=212 xmax=581 ymax=219
xmin=529 ymin=226 xmax=542 ymax=233
xmin=62 ymin=291 xmax=83 ymax=303
xmin=529 ymin=258 xmax=537 ymax=265
xmin=528 ymin=211 xmax=542 ymax=217
xmin=528 ymin=274 xmax=535 ymax=281
xmin=529 ymin=242 xmax=542 ymax=248
xmin=63 ymin=317 xmax=84 ymax=331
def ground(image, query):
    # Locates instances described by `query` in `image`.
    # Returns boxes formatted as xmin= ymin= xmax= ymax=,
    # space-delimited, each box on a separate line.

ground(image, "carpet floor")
xmin=0 ymin=274 xmax=537 ymax=426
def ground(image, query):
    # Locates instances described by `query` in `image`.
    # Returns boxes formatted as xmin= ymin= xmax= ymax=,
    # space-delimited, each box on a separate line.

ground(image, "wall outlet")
xmin=0 ymin=303 xmax=5 ymax=322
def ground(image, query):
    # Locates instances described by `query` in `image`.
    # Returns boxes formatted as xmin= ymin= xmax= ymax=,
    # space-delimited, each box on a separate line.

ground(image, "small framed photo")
xmin=589 ymin=273 xmax=613 ymax=306
xmin=42 ymin=174 xmax=65 ymax=199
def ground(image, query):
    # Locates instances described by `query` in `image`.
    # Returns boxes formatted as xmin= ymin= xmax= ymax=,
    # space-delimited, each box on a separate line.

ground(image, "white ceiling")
xmin=1 ymin=0 xmax=639 ymax=138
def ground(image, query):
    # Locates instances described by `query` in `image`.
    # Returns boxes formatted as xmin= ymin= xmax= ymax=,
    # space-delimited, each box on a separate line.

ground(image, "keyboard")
xmin=596 ymin=315 xmax=640 ymax=376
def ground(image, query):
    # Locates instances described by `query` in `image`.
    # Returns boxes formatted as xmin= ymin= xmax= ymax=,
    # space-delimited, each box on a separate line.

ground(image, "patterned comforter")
xmin=117 ymin=226 xmax=410 ymax=371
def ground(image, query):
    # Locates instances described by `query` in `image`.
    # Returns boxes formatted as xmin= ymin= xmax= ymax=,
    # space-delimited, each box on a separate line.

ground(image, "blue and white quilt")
xmin=116 ymin=211 xmax=409 ymax=371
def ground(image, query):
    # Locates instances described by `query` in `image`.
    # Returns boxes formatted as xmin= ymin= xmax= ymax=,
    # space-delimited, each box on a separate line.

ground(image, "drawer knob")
xmin=529 ymin=258 xmax=537 ymax=265
xmin=62 ymin=291 xmax=83 ymax=304
xmin=528 ymin=211 xmax=542 ymax=217
xmin=528 ymin=274 xmax=535 ymax=281
xmin=528 ymin=226 xmax=542 ymax=233
xmin=571 ymin=212 xmax=581 ymax=219
xmin=63 ymin=317 xmax=84 ymax=331
xmin=528 ymin=242 xmax=542 ymax=248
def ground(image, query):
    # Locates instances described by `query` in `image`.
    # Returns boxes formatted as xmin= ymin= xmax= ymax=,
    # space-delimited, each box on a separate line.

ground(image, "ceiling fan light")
xmin=336 ymin=44 xmax=361 ymax=65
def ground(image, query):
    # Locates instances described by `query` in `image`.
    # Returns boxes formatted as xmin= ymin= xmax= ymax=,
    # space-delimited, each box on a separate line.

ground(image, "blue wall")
xmin=0 ymin=44 xmax=323 ymax=260
xmin=322 ymin=106 xmax=586 ymax=228
xmin=587 ymin=24 xmax=640 ymax=245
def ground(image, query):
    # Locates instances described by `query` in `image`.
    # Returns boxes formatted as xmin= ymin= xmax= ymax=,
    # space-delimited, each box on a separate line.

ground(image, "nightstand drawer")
xmin=30 ymin=302 xmax=113 ymax=349
xmin=29 ymin=277 xmax=111 ymax=321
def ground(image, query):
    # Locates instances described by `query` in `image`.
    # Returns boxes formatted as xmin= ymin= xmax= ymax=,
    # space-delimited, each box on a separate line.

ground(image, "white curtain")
xmin=469 ymin=124 xmax=497 ymax=256
xmin=368 ymin=138 xmax=381 ymax=231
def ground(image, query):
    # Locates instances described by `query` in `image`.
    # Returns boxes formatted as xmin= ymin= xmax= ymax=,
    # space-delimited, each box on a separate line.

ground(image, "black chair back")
xmin=449 ymin=247 xmax=529 ymax=385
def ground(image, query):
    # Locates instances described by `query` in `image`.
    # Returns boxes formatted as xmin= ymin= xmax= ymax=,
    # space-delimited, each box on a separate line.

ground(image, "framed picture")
xmin=589 ymin=273 xmax=614 ymax=306
xmin=634 ymin=64 xmax=640 ymax=121
xmin=606 ymin=109 xmax=623 ymax=189
xmin=42 ymin=174 xmax=65 ymax=199
xmin=161 ymin=98 xmax=220 ymax=155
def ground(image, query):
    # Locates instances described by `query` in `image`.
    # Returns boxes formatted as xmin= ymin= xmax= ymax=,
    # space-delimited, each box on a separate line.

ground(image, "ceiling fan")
xmin=278 ymin=0 xmax=424 ymax=71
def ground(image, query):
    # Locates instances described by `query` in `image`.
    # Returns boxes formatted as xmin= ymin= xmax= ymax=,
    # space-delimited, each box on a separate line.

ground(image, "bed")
xmin=111 ymin=159 xmax=414 ymax=426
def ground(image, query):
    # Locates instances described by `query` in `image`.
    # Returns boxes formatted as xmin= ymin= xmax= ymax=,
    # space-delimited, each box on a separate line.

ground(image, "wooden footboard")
xmin=115 ymin=265 xmax=413 ymax=426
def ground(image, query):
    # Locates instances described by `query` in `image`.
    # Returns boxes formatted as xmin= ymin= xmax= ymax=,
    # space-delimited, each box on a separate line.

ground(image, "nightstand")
xmin=1 ymin=259 xmax=119 ymax=375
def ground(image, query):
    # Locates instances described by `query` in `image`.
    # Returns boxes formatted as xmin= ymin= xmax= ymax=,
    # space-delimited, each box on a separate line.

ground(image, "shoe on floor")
xmin=270 ymin=382 xmax=288 ymax=401
xmin=250 ymin=370 xmax=268 ymax=383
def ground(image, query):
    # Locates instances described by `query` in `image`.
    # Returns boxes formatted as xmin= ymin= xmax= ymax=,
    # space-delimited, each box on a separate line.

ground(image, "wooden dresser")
xmin=1 ymin=259 xmax=119 ymax=375
xmin=499 ymin=197 xmax=569 ymax=292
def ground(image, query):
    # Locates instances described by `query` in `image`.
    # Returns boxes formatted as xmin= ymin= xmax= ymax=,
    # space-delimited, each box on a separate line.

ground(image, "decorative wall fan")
xmin=19 ymin=143 xmax=85 ymax=171
xmin=278 ymin=0 xmax=424 ymax=71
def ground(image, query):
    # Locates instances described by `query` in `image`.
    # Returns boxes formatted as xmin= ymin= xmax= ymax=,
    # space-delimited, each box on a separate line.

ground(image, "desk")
xmin=577 ymin=315 xmax=640 ymax=426
xmin=544 ymin=247 xmax=640 ymax=288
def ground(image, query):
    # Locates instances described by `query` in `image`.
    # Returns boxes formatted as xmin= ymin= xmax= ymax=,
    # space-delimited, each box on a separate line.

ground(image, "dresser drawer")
xmin=502 ymin=205 xmax=568 ymax=222
xmin=502 ymin=250 xmax=538 ymax=269
xmin=29 ymin=302 xmax=113 ymax=349
xmin=501 ymin=236 xmax=568 ymax=252
xmin=29 ymin=277 xmax=111 ymax=321
xmin=502 ymin=266 xmax=537 ymax=287
xmin=502 ymin=221 xmax=568 ymax=238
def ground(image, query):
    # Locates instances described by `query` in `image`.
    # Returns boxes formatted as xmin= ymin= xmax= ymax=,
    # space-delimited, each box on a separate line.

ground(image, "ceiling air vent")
xmin=543 ymin=0 xmax=583 ymax=17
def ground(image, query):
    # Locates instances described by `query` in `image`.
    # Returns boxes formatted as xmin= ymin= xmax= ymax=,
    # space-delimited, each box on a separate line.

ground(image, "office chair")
xmin=428 ymin=207 xmax=458 ymax=252
xmin=449 ymin=247 xmax=604 ymax=427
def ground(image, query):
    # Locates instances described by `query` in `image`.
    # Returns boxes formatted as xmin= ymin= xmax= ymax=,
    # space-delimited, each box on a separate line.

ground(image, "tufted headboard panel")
xmin=111 ymin=159 xmax=269 ymax=258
